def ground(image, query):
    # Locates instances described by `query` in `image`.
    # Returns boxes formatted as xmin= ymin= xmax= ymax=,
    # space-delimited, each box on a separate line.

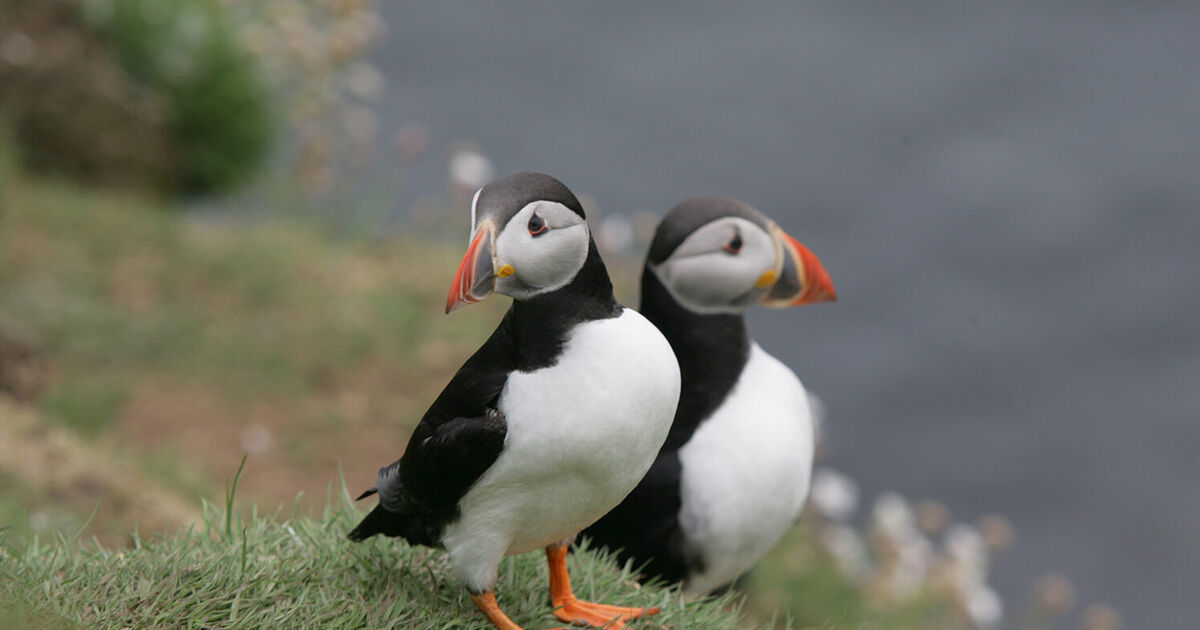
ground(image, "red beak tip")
xmin=820 ymin=279 xmax=838 ymax=302
xmin=785 ymin=234 xmax=837 ymax=306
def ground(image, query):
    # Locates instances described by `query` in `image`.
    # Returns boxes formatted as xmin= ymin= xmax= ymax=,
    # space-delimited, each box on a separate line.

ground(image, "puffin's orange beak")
xmin=446 ymin=221 xmax=499 ymax=313
xmin=761 ymin=225 xmax=837 ymax=307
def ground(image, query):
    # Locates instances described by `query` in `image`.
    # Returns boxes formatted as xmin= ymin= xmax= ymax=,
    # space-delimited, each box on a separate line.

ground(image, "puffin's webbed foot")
xmin=545 ymin=543 xmax=660 ymax=628
xmin=470 ymin=590 xmax=566 ymax=630
xmin=552 ymin=599 xmax=656 ymax=628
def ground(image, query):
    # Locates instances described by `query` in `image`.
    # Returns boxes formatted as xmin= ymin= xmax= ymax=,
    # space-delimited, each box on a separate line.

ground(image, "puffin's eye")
xmin=723 ymin=231 xmax=743 ymax=254
xmin=527 ymin=213 xmax=548 ymax=237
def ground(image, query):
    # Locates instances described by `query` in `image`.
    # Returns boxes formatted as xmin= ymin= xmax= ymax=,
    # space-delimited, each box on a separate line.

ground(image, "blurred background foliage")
xmin=0 ymin=0 xmax=383 ymax=197
xmin=82 ymin=0 xmax=274 ymax=194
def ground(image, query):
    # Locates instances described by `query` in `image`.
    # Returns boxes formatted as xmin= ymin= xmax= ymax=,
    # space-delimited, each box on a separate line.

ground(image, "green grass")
xmin=0 ymin=169 xmax=499 ymax=407
xmin=0 ymin=497 xmax=756 ymax=630
xmin=39 ymin=376 xmax=128 ymax=437
xmin=0 ymin=596 xmax=74 ymax=630
xmin=0 ymin=471 xmax=50 ymax=543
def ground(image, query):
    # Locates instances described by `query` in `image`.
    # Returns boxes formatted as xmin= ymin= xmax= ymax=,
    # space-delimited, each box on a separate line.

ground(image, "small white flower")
xmin=890 ymin=534 xmax=933 ymax=599
xmin=821 ymin=524 xmax=870 ymax=580
xmin=346 ymin=62 xmax=385 ymax=101
xmin=597 ymin=214 xmax=635 ymax=254
xmin=966 ymin=586 xmax=1003 ymax=626
xmin=241 ymin=423 xmax=273 ymax=455
xmin=0 ymin=32 xmax=35 ymax=67
xmin=810 ymin=468 xmax=859 ymax=522
xmin=944 ymin=523 xmax=989 ymax=584
xmin=873 ymin=492 xmax=917 ymax=536
xmin=449 ymin=149 xmax=495 ymax=192
xmin=28 ymin=510 xmax=49 ymax=531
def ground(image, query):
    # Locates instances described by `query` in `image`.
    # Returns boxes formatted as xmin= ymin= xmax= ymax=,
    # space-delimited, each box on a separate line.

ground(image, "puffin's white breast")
xmin=442 ymin=308 xmax=681 ymax=592
xmin=677 ymin=342 xmax=815 ymax=594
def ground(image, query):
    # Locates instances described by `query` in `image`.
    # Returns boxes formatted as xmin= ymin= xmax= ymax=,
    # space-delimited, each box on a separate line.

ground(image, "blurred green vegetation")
xmin=0 ymin=593 xmax=73 ymax=630
xmin=40 ymin=376 xmax=127 ymax=437
xmin=0 ymin=472 xmax=40 ymax=543
xmin=86 ymin=0 xmax=275 ymax=193
xmin=0 ymin=173 xmax=495 ymax=405
xmin=0 ymin=0 xmax=272 ymax=195
xmin=0 ymin=158 xmax=505 ymax=544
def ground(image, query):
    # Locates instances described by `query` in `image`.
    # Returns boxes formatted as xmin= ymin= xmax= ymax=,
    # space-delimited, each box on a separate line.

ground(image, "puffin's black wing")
xmin=348 ymin=316 xmax=518 ymax=545
xmin=393 ymin=408 xmax=507 ymax=512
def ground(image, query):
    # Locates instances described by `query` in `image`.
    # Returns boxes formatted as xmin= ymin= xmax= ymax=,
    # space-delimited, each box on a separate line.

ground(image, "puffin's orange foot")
xmin=544 ymin=541 xmax=659 ymax=628
xmin=471 ymin=590 xmax=569 ymax=630
xmin=552 ymin=596 xmax=660 ymax=628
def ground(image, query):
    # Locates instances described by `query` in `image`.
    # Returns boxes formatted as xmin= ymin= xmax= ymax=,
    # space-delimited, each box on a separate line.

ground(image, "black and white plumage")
xmin=584 ymin=196 xmax=836 ymax=595
xmin=349 ymin=172 xmax=681 ymax=630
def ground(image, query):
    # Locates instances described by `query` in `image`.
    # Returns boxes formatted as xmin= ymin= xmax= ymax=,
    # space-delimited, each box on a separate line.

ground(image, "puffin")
xmin=348 ymin=172 xmax=682 ymax=630
xmin=583 ymin=196 xmax=836 ymax=595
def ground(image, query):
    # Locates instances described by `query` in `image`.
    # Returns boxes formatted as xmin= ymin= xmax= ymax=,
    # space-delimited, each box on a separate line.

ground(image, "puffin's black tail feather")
xmin=347 ymin=462 xmax=448 ymax=545
xmin=348 ymin=502 xmax=448 ymax=547
xmin=347 ymin=504 xmax=397 ymax=542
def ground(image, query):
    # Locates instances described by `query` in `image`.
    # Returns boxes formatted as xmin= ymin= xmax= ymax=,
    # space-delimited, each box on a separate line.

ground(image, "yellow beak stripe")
xmin=754 ymin=269 xmax=777 ymax=289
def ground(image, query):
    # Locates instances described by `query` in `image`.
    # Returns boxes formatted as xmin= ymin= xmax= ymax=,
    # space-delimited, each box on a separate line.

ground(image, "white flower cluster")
xmin=216 ymin=0 xmax=388 ymax=193
xmin=808 ymin=467 xmax=1011 ymax=628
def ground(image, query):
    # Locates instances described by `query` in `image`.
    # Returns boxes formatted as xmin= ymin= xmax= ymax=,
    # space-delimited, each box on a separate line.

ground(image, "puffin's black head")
xmin=646 ymin=196 xmax=836 ymax=314
xmin=446 ymin=172 xmax=593 ymax=312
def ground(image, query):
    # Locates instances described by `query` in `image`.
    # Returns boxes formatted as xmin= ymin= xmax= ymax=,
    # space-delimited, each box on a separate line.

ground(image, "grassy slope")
xmin=0 ymin=493 xmax=752 ymax=630
xmin=0 ymin=167 xmax=505 ymax=539
xmin=0 ymin=167 xmax=968 ymax=629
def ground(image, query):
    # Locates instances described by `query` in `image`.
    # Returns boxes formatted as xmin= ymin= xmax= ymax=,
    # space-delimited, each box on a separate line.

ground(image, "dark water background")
xmin=365 ymin=3 xmax=1200 ymax=626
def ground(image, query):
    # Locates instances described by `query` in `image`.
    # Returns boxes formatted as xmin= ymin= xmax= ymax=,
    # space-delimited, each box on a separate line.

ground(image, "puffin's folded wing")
xmin=348 ymin=409 xmax=508 ymax=544
xmin=397 ymin=408 xmax=508 ymax=513
xmin=348 ymin=316 xmax=515 ymax=544
xmin=392 ymin=318 xmax=516 ymax=509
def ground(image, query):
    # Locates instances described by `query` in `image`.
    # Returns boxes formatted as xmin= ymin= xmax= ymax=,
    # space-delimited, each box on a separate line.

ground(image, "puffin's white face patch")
xmin=493 ymin=201 xmax=590 ymax=300
xmin=651 ymin=217 xmax=776 ymax=314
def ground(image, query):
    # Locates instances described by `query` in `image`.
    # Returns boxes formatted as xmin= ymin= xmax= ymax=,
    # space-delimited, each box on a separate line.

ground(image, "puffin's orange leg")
xmin=470 ymin=590 xmax=564 ymax=630
xmin=546 ymin=543 xmax=660 ymax=628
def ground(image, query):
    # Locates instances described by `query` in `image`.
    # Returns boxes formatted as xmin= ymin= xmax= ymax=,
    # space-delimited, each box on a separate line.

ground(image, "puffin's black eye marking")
xmin=723 ymin=230 xmax=744 ymax=254
xmin=527 ymin=213 xmax=548 ymax=237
